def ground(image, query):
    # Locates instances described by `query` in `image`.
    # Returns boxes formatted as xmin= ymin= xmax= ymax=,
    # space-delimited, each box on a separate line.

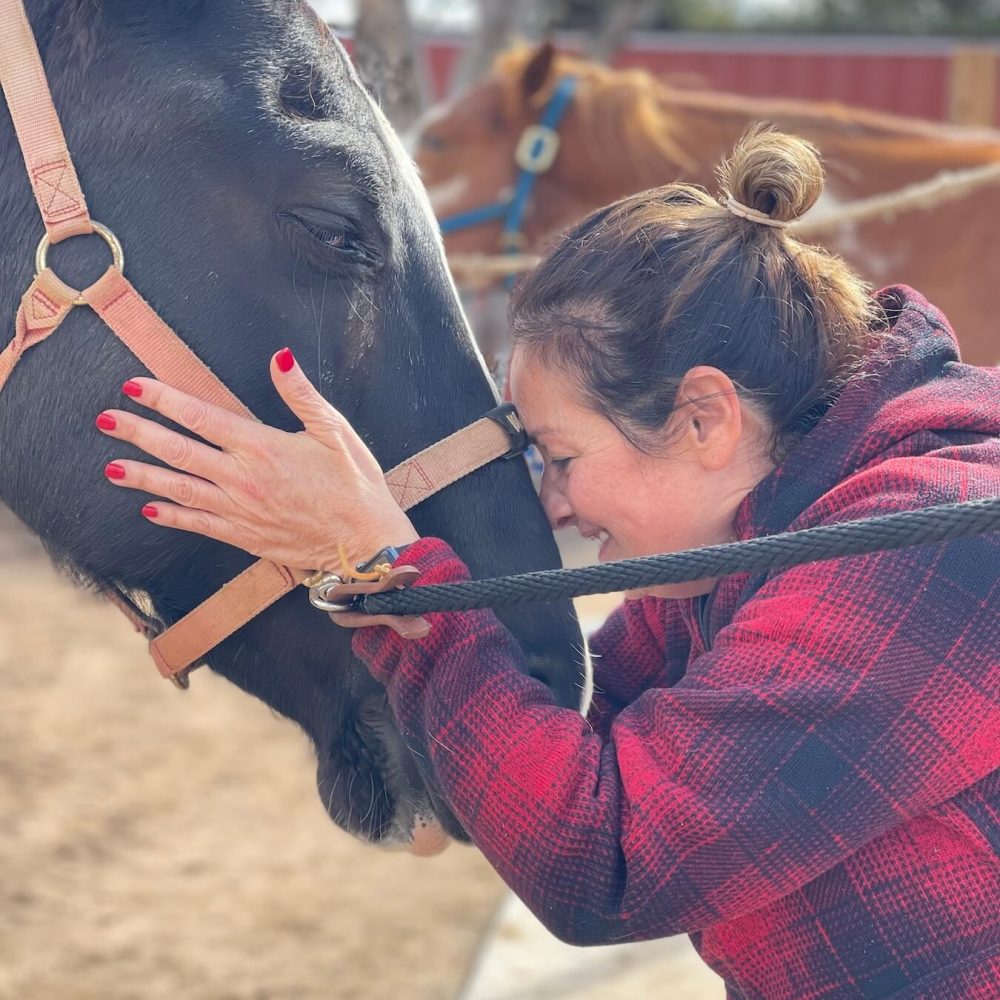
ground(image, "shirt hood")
xmin=735 ymin=285 xmax=1000 ymax=538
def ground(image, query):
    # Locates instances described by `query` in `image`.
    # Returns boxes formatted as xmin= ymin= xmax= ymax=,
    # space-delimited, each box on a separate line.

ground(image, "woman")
xmin=96 ymin=127 xmax=999 ymax=999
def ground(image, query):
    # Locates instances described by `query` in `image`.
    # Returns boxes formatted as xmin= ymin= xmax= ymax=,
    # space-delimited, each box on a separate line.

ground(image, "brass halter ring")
xmin=34 ymin=221 xmax=125 ymax=305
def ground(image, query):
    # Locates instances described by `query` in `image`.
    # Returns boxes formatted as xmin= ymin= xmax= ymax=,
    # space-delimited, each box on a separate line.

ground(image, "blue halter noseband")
xmin=438 ymin=76 xmax=578 ymax=255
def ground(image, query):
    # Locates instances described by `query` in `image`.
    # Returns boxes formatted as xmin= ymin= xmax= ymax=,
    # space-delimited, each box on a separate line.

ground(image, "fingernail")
xmin=276 ymin=347 xmax=295 ymax=373
xmin=96 ymin=413 xmax=117 ymax=431
xmin=105 ymin=462 xmax=126 ymax=481
xmin=141 ymin=505 xmax=159 ymax=519
xmin=122 ymin=380 xmax=143 ymax=398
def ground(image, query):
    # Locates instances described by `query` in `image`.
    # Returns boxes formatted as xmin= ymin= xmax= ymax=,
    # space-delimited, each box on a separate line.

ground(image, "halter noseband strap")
xmin=0 ymin=0 xmax=529 ymax=687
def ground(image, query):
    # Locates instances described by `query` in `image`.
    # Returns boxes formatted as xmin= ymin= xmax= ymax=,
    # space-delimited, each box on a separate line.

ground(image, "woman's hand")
xmin=96 ymin=348 xmax=419 ymax=571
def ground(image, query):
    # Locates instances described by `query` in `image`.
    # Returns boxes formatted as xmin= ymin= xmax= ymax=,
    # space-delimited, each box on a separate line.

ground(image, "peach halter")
xmin=0 ymin=0 xmax=526 ymax=686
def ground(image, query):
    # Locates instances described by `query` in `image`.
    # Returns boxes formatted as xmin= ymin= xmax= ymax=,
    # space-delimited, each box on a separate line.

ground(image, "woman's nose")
xmin=539 ymin=474 xmax=574 ymax=531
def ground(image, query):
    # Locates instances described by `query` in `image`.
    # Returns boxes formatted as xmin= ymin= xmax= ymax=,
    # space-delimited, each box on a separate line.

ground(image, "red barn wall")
xmin=406 ymin=34 xmax=998 ymax=128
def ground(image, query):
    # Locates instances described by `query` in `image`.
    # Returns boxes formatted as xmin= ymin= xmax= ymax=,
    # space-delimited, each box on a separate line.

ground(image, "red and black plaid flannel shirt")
xmin=354 ymin=287 xmax=1000 ymax=1000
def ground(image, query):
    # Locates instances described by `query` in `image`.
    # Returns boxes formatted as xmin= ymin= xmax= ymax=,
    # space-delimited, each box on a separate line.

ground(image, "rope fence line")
xmin=793 ymin=160 xmax=1000 ymax=237
xmin=446 ymin=159 xmax=1000 ymax=284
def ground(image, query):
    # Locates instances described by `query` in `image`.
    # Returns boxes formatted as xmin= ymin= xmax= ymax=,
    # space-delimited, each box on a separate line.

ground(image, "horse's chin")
xmin=315 ymin=744 xmax=468 ymax=855
xmin=322 ymin=793 xmax=454 ymax=856
xmin=366 ymin=797 xmax=454 ymax=856
xmin=404 ymin=813 xmax=451 ymax=857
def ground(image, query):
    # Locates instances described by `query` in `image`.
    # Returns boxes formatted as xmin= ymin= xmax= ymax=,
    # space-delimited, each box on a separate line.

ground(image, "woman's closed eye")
xmin=548 ymin=457 xmax=573 ymax=470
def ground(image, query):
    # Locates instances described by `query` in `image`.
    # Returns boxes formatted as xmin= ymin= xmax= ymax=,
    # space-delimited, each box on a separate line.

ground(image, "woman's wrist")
xmin=357 ymin=541 xmax=417 ymax=572
xmin=317 ymin=517 xmax=419 ymax=572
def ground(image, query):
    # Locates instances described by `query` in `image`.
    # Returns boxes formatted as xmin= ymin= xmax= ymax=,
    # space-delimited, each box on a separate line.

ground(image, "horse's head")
xmin=415 ymin=42 xmax=696 ymax=258
xmin=0 ymin=1 xmax=587 ymax=851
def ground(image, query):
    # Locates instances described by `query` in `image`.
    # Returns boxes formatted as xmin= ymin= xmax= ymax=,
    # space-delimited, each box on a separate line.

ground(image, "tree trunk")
xmin=452 ymin=0 xmax=542 ymax=93
xmin=353 ymin=0 xmax=425 ymax=131
xmin=588 ymin=0 xmax=657 ymax=64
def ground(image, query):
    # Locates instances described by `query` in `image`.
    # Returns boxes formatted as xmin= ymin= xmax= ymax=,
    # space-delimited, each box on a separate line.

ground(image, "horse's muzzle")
xmin=406 ymin=813 xmax=451 ymax=857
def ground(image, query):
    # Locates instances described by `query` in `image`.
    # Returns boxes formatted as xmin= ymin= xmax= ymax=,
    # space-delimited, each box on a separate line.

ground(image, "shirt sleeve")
xmin=352 ymin=519 xmax=1000 ymax=946
xmin=583 ymin=594 xmax=691 ymax=738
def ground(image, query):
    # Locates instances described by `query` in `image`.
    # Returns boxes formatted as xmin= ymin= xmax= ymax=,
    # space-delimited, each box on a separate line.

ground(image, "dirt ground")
xmin=0 ymin=507 xmax=720 ymax=1000
xmin=0 ymin=507 xmax=506 ymax=1000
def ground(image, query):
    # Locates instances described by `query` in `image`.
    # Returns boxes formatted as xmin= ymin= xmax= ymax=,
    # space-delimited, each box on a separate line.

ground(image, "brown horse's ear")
xmin=521 ymin=42 xmax=556 ymax=102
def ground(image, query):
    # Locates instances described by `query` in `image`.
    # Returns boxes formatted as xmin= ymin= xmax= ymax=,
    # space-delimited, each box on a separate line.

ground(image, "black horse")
xmin=0 ymin=0 xmax=587 ymax=849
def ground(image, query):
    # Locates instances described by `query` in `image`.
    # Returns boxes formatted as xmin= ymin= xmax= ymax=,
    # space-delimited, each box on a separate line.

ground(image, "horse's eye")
xmin=300 ymin=218 xmax=351 ymax=249
xmin=280 ymin=212 xmax=381 ymax=270
xmin=306 ymin=223 xmax=372 ymax=261
xmin=420 ymin=133 xmax=448 ymax=153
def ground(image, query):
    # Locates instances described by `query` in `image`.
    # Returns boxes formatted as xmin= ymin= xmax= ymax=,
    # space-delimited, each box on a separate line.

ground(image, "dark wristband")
xmin=356 ymin=544 xmax=414 ymax=574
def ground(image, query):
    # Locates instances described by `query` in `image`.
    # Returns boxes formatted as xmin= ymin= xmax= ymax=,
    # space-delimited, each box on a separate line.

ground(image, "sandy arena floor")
xmin=0 ymin=508 xmax=721 ymax=1000
xmin=0 ymin=507 xmax=507 ymax=1000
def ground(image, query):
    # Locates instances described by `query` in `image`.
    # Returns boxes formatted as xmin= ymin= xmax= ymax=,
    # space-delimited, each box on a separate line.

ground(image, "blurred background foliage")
xmin=548 ymin=0 xmax=1000 ymax=35
xmin=315 ymin=0 xmax=1000 ymax=37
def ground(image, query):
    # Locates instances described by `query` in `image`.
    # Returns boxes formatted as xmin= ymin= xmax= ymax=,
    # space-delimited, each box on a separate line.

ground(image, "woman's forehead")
xmin=508 ymin=350 xmax=561 ymax=407
xmin=509 ymin=354 xmax=588 ymax=441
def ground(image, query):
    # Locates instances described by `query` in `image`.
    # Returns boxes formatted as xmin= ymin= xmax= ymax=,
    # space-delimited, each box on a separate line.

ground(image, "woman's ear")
xmin=674 ymin=366 xmax=743 ymax=469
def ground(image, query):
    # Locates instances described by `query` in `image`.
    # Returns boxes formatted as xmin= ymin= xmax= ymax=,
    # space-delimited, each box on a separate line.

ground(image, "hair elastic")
xmin=725 ymin=195 xmax=791 ymax=229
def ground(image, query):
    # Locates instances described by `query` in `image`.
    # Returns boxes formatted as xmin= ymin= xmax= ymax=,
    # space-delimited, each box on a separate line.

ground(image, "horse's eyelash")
xmin=285 ymin=214 xmax=380 ymax=269
xmin=299 ymin=219 xmax=351 ymax=249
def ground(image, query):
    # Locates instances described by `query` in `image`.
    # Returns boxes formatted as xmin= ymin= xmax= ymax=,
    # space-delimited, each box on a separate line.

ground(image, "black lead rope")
xmin=360 ymin=498 xmax=1000 ymax=617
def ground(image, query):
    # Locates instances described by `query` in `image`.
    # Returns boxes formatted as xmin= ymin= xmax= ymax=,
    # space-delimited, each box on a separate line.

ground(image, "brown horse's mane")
xmin=492 ymin=46 xmax=1000 ymax=179
xmin=493 ymin=46 xmax=700 ymax=174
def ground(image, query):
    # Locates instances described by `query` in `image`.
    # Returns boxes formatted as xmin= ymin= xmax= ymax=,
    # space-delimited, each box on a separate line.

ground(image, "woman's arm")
xmin=354 ymin=520 xmax=1000 ymax=946
xmin=584 ymin=595 xmax=691 ymax=738
xmin=91 ymin=362 xmax=999 ymax=945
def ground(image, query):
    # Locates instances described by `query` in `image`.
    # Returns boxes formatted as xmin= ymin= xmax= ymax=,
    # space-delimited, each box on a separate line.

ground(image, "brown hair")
xmin=509 ymin=124 xmax=886 ymax=458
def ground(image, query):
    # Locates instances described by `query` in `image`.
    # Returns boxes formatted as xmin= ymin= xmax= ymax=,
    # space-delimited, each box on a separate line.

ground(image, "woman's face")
xmin=508 ymin=348 xmax=771 ymax=596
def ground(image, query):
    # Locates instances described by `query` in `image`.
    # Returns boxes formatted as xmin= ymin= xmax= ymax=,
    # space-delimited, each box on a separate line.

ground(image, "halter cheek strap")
xmin=0 ymin=1 xmax=91 ymax=243
xmin=0 ymin=0 xmax=530 ymax=687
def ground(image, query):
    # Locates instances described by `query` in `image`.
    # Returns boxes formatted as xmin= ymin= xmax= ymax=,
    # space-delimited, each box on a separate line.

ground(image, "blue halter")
xmin=438 ymin=75 xmax=578 ymax=254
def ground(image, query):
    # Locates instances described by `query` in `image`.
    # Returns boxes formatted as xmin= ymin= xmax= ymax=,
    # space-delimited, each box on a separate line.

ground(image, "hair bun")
xmin=718 ymin=123 xmax=825 ymax=225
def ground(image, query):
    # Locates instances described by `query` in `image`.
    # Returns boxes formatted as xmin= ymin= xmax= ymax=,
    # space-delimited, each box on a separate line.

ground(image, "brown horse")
xmin=416 ymin=43 xmax=1000 ymax=365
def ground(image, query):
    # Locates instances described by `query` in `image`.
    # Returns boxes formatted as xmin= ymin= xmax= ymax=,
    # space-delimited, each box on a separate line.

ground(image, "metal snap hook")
xmin=304 ymin=572 xmax=355 ymax=613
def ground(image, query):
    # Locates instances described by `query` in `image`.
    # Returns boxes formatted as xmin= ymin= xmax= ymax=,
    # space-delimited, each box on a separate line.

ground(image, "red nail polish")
xmin=105 ymin=462 xmax=126 ymax=481
xmin=276 ymin=347 xmax=295 ymax=373
xmin=122 ymin=380 xmax=143 ymax=398
xmin=141 ymin=505 xmax=159 ymax=519
xmin=96 ymin=413 xmax=117 ymax=431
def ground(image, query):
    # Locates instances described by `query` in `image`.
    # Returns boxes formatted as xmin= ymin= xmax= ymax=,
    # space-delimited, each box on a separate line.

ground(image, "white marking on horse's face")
xmin=402 ymin=101 xmax=455 ymax=156
xmin=427 ymin=175 xmax=471 ymax=214
xmin=412 ymin=100 xmax=454 ymax=133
